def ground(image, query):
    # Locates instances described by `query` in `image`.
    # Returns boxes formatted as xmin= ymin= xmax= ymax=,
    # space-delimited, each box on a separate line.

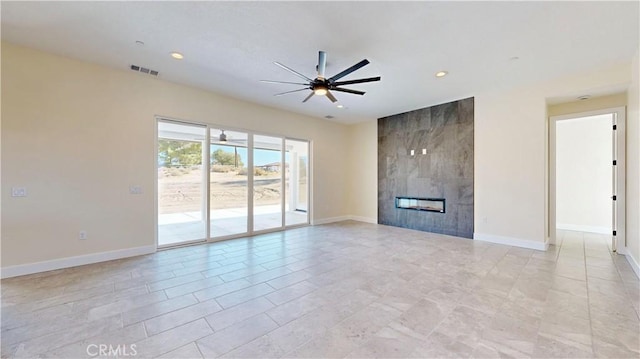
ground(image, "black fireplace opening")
xmin=395 ymin=197 xmax=445 ymax=213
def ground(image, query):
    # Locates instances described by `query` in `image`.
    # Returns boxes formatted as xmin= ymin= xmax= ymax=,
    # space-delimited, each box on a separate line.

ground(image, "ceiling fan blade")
xmin=302 ymin=91 xmax=315 ymax=103
xmin=317 ymin=51 xmax=327 ymax=79
xmin=331 ymin=87 xmax=366 ymax=95
xmin=332 ymin=76 xmax=381 ymax=86
xmin=328 ymin=59 xmax=370 ymax=82
xmin=274 ymin=88 xmax=309 ymax=96
xmin=326 ymin=91 xmax=338 ymax=103
xmin=261 ymin=80 xmax=309 ymax=85
xmin=274 ymin=62 xmax=313 ymax=82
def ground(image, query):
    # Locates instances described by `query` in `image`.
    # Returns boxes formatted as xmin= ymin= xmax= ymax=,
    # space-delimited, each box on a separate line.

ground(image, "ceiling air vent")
xmin=130 ymin=64 xmax=159 ymax=77
xmin=325 ymin=115 xmax=335 ymax=119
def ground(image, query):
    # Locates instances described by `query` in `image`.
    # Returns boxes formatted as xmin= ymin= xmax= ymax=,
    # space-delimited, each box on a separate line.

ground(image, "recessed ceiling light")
xmin=337 ymin=104 xmax=344 ymax=109
xmin=435 ymin=71 xmax=448 ymax=78
xmin=170 ymin=52 xmax=184 ymax=60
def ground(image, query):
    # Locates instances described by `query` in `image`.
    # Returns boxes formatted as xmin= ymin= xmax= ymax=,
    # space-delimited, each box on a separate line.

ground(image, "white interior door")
xmin=612 ymin=110 xmax=626 ymax=253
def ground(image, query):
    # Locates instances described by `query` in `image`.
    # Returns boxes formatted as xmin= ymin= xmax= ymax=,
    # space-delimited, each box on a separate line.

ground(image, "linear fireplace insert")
xmin=395 ymin=197 xmax=445 ymax=213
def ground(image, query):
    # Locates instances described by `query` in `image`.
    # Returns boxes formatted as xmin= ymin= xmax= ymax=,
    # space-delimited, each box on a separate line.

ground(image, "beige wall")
xmin=474 ymin=87 xmax=548 ymax=245
xmin=627 ymin=49 xmax=640 ymax=271
xmin=474 ymin=63 xmax=631 ymax=247
xmin=548 ymin=93 xmax=627 ymax=117
xmin=347 ymin=120 xmax=378 ymax=222
xmin=1 ymin=42 xmax=351 ymax=268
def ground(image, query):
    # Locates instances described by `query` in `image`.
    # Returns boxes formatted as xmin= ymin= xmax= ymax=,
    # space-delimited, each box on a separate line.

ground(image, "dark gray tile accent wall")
xmin=378 ymin=97 xmax=474 ymax=238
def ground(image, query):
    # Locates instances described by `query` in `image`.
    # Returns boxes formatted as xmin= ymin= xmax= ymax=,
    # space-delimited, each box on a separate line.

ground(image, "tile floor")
xmin=1 ymin=222 xmax=639 ymax=358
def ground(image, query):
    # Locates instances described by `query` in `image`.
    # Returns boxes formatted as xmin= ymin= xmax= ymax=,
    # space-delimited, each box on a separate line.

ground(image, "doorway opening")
xmin=549 ymin=107 xmax=626 ymax=254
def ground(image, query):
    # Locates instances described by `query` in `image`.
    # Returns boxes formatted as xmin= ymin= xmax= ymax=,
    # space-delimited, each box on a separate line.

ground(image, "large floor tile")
xmin=197 ymin=313 xmax=278 ymax=357
xmin=2 ymin=224 xmax=638 ymax=358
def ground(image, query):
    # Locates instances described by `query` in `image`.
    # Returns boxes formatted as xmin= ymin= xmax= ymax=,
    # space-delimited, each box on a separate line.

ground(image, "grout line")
xmin=194 ymin=340 xmax=206 ymax=359
xmin=581 ymin=231 xmax=597 ymax=356
xmin=203 ymin=314 xmax=216 ymax=332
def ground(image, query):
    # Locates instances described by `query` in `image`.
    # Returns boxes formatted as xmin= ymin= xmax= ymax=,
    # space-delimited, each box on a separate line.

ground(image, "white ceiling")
xmin=2 ymin=1 xmax=638 ymax=124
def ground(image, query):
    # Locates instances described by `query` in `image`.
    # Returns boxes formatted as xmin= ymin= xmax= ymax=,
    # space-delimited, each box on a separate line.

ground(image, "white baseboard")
xmin=347 ymin=216 xmax=377 ymax=224
xmin=474 ymin=233 xmax=549 ymax=251
xmin=311 ymin=216 xmax=351 ymax=225
xmin=1 ymin=245 xmax=156 ymax=279
xmin=625 ymin=252 xmax=640 ymax=279
xmin=557 ymin=223 xmax=611 ymax=235
xmin=311 ymin=215 xmax=377 ymax=225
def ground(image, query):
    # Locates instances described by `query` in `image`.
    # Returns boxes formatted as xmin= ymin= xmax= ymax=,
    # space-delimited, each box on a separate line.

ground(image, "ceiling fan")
xmin=261 ymin=51 xmax=381 ymax=103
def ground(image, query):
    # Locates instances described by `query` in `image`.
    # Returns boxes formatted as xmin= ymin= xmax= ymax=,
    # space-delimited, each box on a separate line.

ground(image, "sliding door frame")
xmin=282 ymin=137 xmax=313 ymax=228
xmin=156 ymin=118 xmax=209 ymax=249
xmin=155 ymin=116 xmax=311 ymax=249
xmin=251 ymin=135 xmax=284 ymax=234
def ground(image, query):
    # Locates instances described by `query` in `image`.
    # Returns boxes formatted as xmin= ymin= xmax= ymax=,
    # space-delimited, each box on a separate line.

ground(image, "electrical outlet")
xmin=129 ymin=186 xmax=143 ymax=195
xmin=79 ymin=230 xmax=88 ymax=240
xmin=11 ymin=187 xmax=27 ymax=197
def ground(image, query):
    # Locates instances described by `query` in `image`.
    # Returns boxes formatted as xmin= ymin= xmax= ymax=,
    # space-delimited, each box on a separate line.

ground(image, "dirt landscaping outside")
xmin=158 ymin=166 xmax=306 ymax=214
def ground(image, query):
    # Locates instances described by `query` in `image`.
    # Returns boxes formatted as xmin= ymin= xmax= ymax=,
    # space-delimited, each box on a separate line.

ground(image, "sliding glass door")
xmin=285 ymin=139 xmax=309 ymax=226
xmin=157 ymin=119 xmax=310 ymax=247
xmin=209 ymin=129 xmax=249 ymax=238
xmin=253 ymin=135 xmax=283 ymax=232
xmin=157 ymin=121 xmax=207 ymax=246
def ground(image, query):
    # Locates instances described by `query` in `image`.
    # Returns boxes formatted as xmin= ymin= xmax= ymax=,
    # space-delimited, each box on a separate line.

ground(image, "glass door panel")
xmin=210 ymin=129 xmax=249 ymax=238
xmin=253 ymin=135 xmax=283 ymax=231
xmin=285 ymin=139 xmax=309 ymax=226
xmin=157 ymin=121 xmax=207 ymax=246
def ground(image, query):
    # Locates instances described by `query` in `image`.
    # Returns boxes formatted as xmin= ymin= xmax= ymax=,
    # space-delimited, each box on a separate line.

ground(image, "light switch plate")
xmin=129 ymin=186 xmax=143 ymax=195
xmin=11 ymin=187 xmax=27 ymax=197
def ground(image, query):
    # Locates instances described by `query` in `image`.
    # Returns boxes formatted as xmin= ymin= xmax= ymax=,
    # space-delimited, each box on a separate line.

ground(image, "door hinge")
xmin=613 ymin=160 xmax=617 ymax=165
xmin=613 ymin=125 xmax=617 ymax=130
xmin=613 ymin=230 xmax=617 ymax=236
xmin=612 ymin=195 xmax=617 ymax=200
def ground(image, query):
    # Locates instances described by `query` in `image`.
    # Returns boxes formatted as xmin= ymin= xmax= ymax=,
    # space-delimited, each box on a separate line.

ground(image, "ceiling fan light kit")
xmin=314 ymin=87 xmax=328 ymax=96
xmin=261 ymin=51 xmax=381 ymax=104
